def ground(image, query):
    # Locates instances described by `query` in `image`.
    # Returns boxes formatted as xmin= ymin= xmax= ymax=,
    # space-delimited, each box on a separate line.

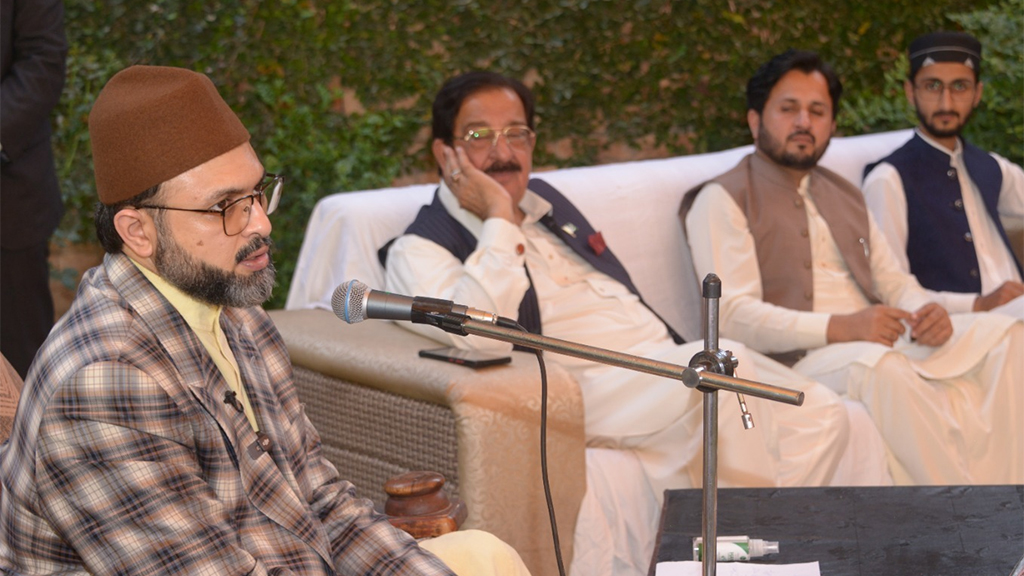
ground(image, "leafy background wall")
xmin=52 ymin=0 xmax=1022 ymax=309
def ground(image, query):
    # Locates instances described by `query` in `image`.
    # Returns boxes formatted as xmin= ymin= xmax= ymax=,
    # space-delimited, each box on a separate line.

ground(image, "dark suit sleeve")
xmin=0 ymin=0 xmax=67 ymax=160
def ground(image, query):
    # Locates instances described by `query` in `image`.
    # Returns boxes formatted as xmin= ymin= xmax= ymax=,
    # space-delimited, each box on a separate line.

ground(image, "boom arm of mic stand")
xmin=438 ymin=273 xmax=795 ymax=576
xmin=457 ymin=318 xmax=803 ymax=406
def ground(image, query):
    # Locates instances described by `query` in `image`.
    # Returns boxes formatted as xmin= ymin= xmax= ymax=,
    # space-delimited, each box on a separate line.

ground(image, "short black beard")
xmin=154 ymin=229 xmax=276 ymax=308
xmin=757 ymin=124 xmax=828 ymax=171
xmin=916 ymin=105 xmax=973 ymax=140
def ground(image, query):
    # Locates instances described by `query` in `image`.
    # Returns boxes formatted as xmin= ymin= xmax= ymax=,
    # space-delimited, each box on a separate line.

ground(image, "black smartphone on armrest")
xmin=418 ymin=347 xmax=512 ymax=369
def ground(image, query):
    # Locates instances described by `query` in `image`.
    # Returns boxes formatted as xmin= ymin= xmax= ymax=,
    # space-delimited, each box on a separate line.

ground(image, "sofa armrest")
xmin=268 ymin=309 xmax=587 ymax=576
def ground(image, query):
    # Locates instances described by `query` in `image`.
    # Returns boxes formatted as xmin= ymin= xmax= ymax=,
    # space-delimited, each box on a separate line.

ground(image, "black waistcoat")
xmin=865 ymin=134 xmax=1021 ymax=293
xmin=380 ymin=178 xmax=683 ymax=344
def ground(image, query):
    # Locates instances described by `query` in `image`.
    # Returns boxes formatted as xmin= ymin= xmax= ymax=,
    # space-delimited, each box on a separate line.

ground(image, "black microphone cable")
xmin=504 ymin=319 xmax=566 ymax=576
xmin=436 ymin=312 xmax=566 ymax=575
xmin=334 ymin=281 xmax=566 ymax=574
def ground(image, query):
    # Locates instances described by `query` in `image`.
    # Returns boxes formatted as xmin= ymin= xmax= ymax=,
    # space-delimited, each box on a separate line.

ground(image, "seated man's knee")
xmin=418 ymin=529 xmax=532 ymax=576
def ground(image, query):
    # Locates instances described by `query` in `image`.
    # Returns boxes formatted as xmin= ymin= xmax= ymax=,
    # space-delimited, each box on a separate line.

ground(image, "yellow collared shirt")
xmin=131 ymin=257 xmax=259 ymax=432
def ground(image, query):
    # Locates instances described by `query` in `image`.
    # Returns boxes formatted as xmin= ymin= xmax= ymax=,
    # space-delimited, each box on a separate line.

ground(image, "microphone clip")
xmin=418 ymin=311 xmax=471 ymax=336
xmin=223 ymin=390 xmax=245 ymax=414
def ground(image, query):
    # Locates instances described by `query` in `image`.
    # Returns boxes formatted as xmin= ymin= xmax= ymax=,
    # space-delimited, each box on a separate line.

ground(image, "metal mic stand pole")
xmin=687 ymin=273 xmax=734 ymax=576
xmin=447 ymin=277 xmax=799 ymax=576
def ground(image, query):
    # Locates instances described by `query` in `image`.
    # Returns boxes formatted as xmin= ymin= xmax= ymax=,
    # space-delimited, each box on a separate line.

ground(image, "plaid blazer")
xmin=0 ymin=253 xmax=454 ymax=576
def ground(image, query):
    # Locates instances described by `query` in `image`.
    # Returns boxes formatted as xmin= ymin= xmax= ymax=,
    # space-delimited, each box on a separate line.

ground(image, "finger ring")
xmin=451 ymin=169 xmax=462 ymax=180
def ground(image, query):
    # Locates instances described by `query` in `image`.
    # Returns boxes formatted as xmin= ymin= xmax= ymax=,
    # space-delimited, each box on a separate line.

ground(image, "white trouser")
xmin=801 ymin=319 xmax=1023 ymax=485
xmin=419 ymin=529 xmax=533 ymax=576
xmin=578 ymin=339 xmax=883 ymax=497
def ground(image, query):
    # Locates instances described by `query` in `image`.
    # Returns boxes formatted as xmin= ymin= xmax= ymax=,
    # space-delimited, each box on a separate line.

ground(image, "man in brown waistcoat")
xmin=680 ymin=49 xmax=1023 ymax=486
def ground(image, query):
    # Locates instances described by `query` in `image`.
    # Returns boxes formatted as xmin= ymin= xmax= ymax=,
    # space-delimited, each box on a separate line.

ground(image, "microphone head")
xmin=332 ymin=279 xmax=368 ymax=323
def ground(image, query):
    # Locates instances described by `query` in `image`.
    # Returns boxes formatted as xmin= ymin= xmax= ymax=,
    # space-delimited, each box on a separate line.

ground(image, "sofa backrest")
xmin=285 ymin=129 xmax=913 ymax=340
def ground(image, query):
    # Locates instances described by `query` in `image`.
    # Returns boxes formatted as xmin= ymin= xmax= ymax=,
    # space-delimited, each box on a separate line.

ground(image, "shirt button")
xmin=964 ymin=232 xmax=973 ymax=243
xmin=800 ymin=228 xmax=809 ymax=238
xmin=515 ymin=244 xmax=525 ymax=255
xmin=947 ymin=168 xmax=957 ymax=179
xmin=969 ymin=269 xmax=980 ymax=278
xmin=952 ymin=198 xmax=964 ymax=210
xmin=794 ymin=198 xmax=804 ymax=208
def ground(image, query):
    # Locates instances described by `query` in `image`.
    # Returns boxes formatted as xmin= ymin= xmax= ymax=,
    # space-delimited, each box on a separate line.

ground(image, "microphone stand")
xmin=444 ymin=274 xmax=802 ymax=576
xmin=693 ymin=274 xmax=729 ymax=576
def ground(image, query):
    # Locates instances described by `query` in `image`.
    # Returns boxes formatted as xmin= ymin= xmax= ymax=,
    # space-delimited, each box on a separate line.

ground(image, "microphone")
xmin=332 ymin=280 xmax=503 ymax=334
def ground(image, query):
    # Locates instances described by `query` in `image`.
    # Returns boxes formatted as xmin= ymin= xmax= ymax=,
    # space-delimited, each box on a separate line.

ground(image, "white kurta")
xmin=385 ymin=182 xmax=876 ymax=485
xmin=862 ymin=129 xmax=1024 ymax=315
xmin=686 ymin=176 xmax=1023 ymax=485
xmin=386 ymin=183 xmax=890 ymax=575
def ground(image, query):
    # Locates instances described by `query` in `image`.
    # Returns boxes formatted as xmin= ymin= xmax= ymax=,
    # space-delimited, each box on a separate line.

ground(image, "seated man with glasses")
xmin=0 ymin=65 xmax=531 ymax=576
xmin=137 ymin=172 xmax=283 ymax=236
xmin=862 ymin=31 xmax=1024 ymax=317
xmin=381 ymin=70 xmax=889 ymax=575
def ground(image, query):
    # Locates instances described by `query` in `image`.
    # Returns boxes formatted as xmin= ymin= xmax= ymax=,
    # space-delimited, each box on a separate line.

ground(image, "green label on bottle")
xmin=694 ymin=541 xmax=751 ymax=562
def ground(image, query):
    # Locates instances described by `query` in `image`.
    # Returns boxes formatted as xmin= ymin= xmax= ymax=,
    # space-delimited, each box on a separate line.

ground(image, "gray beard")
xmin=154 ymin=232 xmax=276 ymax=308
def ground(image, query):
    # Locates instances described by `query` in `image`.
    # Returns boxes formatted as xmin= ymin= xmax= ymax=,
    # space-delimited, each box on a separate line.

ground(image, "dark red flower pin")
xmin=588 ymin=231 xmax=606 ymax=256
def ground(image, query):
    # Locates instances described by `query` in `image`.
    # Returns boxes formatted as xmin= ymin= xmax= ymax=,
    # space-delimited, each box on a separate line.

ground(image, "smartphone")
xmin=418 ymin=347 xmax=512 ymax=369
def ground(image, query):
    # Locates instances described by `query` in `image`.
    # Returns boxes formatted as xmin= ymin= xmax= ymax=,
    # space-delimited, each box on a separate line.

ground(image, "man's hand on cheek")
xmin=443 ymin=146 xmax=517 ymax=223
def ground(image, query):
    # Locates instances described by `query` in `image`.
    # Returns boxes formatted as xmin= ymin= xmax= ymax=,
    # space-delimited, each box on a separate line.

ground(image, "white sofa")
xmin=270 ymin=129 xmax=914 ymax=576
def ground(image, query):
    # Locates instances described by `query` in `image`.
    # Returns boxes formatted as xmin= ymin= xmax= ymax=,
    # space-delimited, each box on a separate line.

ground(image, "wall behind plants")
xmin=54 ymin=0 xmax=1020 ymax=309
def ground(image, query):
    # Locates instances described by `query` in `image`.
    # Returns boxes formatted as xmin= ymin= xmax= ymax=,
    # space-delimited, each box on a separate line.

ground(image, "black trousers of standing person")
xmin=1 ymin=241 xmax=55 ymax=378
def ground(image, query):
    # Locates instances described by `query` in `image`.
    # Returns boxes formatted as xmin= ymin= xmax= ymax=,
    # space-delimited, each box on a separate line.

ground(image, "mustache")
xmin=485 ymin=159 xmax=522 ymax=175
xmin=236 ymin=236 xmax=273 ymax=264
xmin=787 ymin=130 xmax=814 ymax=143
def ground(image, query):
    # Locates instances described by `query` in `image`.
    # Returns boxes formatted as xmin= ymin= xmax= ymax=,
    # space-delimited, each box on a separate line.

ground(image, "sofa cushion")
xmin=284 ymin=130 xmax=914 ymax=344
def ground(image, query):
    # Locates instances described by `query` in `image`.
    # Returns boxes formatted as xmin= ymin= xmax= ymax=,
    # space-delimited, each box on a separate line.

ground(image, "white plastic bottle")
xmin=692 ymin=535 xmax=780 ymax=562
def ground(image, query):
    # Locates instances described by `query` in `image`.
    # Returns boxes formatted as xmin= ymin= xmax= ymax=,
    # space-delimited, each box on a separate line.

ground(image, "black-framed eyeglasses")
xmin=461 ymin=126 xmax=536 ymax=152
xmin=914 ymin=79 xmax=976 ymax=102
xmin=138 ymin=173 xmax=283 ymax=236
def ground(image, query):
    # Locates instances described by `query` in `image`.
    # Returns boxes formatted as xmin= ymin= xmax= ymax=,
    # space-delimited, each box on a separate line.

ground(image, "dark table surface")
xmin=650 ymin=485 xmax=1023 ymax=576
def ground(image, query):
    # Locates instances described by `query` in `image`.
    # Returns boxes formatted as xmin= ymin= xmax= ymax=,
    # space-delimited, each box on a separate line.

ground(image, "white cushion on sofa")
xmin=285 ymin=129 xmax=913 ymax=342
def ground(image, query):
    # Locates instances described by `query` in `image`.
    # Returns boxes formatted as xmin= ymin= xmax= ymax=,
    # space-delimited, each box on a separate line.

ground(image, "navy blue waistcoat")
xmin=865 ymin=134 xmax=1020 ymax=293
xmin=379 ymin=178 xmax=684 ymax=344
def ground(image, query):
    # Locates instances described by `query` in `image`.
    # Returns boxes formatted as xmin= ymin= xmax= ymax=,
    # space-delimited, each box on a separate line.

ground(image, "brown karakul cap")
xmin=89 ymin=65 xmax=250 ymax=205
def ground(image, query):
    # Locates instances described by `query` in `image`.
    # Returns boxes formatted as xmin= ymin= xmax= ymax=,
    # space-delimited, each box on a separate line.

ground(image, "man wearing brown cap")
xmin=862 ymin=31 xmax=1024 ymax=317
xmin=0 ymin=65 xmax=528 ymax=576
